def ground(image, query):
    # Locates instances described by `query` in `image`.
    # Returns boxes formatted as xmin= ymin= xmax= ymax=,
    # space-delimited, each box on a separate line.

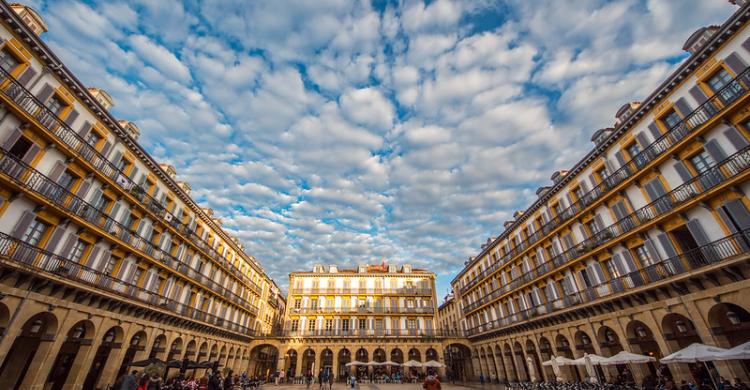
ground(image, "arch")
xmin=285 ymin=349 xmax=298 ymax=378
xmin=426 ymin=348 xmax=439 ymax=361
xmin=408 ymin=347 xmax=421 ymax=361
xmin=707 ymin=302 xmax=750 ymax=348
xmin=149 ymin=334 xmax=167 ymax=359
xmin=337 ymin=348 xmax=350 ymax=379
xmin=661 ymin=313 xmax=702 ymax=350
xmin=46 ymin=319 xmax=96 ymax=390
xmin=390 ymin=348 xmax=403 ymax=363
xmin=116 ymin=330 xmax=148 ymax=380
xmin=250 ymin=344 xmax=278 ymax=378
xmin=320 ymin=348 xmax=334 ymax=377
xmin=597 ymin=326 xmax=624 ymax=355
xmin=227 ymin=346 xmax=236 ymax=374
xmin=445 ymin=344 xmax=472 ymax=382
xmin=0 ymin=312 xmax=60 ymax=389
xmin=525 ymin=339 xmax=545 ymax=382
xmin=574 ymin=330 xmax=595 ymax=354
xmin=494 ymin=344 xmax=507 ymax=382
xmin=355 ymin=347 xmax=368 ymax=362
xmin=301 ymin=348 xmax=316 ymax=376
xmin=219 ymin=345 xmax=228 ymax=367
xmin=373 ymin=348 xmax=386 ymax=363
xmin=185 ymin=340 xmax=197 ymax=360
xmin=513 ymin=341 xmax=530 ymax=381
xmin=502 ymin=343 xmax=518 ymax=381
xmin=83 ymin=325 xmax=124 ymax=389
xmin=209 ymin=344 xmax=219 ymax=362
xmin=168 ymin=337 xmax=184 ymax=361
xmin=625 ymin=320 xmax=663 ymax=377
xmin=198 ymin=342 xmax=209 ymax=362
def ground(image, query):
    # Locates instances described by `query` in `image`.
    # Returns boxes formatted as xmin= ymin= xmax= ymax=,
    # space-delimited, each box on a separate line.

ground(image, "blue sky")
xmin=29 ymin=0 xmax=737 ymax=296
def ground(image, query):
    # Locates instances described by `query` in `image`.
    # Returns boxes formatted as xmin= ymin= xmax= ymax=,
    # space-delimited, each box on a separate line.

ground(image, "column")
xmin=683 ymin=300 xmax=743 ymax=382
xmin=95 ymin=323 xmax=138 ymax=389
xmin=332 ymin=348 xmax=340 ymax=381
xmin=614 ymin=316 xmax=647 ymax=385
xmin=23 ymin=309 xmax=75 ymax=390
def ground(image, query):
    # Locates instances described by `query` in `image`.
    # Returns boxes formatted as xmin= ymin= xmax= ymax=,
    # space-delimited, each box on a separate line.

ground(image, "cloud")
xmin=36 ymin=0 xmax=741 ymax=293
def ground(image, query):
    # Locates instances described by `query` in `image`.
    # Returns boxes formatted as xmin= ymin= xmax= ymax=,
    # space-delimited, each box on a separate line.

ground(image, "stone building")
xmin=449 ymin=1 xmax=750 ymax=386
xmin=0 ymin=2 xmax=284 ymax=388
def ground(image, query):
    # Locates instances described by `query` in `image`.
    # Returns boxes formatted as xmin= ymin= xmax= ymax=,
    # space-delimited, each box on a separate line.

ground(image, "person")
xmin=328 ymin=371 xmax=334 ymax=390
xmin=319 ymin=368 xmax=325 ymax=389
xmin=120 ymin=370 xmax=138 ymax=390
xmin=207 ymin=369 xmax=221 ymax=390
xmin=350 ymin=374 xmax=357 ymax=389
xmin=720 ymin=377 xmax=730 ymax=390
xmin=224 ymin=369 xmax=234 ymax=390
xmin=278 ymin=369 xmax=285 ymax=385
xmin=198 ymin=373 xmax=209 ymax=390
xmin=423 ymin=373 xmax=441 ymax=390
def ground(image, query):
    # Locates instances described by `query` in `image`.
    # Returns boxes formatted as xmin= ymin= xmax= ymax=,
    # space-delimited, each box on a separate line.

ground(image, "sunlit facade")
xmin=450 ymin=1 xmax=750 ymax=385
xmin=0 ymin=2 xmax=284 ymax=388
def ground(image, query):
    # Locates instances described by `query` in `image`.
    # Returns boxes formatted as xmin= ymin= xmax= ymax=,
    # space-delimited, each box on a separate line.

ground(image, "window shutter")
xmin=686 ymin=219 xmax=710 ymax=246
xmin=110 ymin=150 xmax=123 ymax=166
xmin=580 ymin=178 xmax=589 ymax=192
xmin=100 ymin=141 xmax=112 ymax=158
xmin=89 ymin=188 xmax=103 ymax=207
xmin=86 ymin=246 xmax=101 ymax=267
xmin=647 ymin=122 xmax=661 ymax=139
xmin=743 ymin=36 xmax=750 ymax=53
xmin=689 ymin=85 xmax=709 ymax=105
xmin=644 ymin=238 xmax=662 ymax=261
xmin=16 ymin=66 xmax=37 ymax=86
xmin=615 ymin=151 xmax=627 ymax=167
xmin=577 ymin=226 xmax=588 ymax=241
xmin=35 ymin=83 xmax=54 ymax=102
xmin=21 ymin=142 xmax=40 ymax=164
xmin=591 ymin=262 xmax=606 ymax=284
xmin=10 ymin=210 xmax=35 ymax=239
xmin=76 ymin=179 xmax=92 ymax=198
xmin=97 ymin=250 xmax=112 ymax=272
xmin=565 ymin=194 xmax=574 ymax=208
xmin=594 ymin=214 xmax=605 ymax=231
xmin=635 ymin=132 xmax=650 ymax=148
xmin=673 ymin=161 xmax=693 ymax=182
xmin=724 ymin=52 xmax=748 ymax=75
xmin=63 ymin=109 xmax=79 ymax=126
xmin=48 ymin=160 xmax=66 ymax=182
xmin=656 ymin=233 xmax=678 ymax=258
xmin=108 ymin=201 xmax=122 ymax=221
xmin=77 ymin=121 xmax=92 ymax=137
xmin=2 ymin=127 xmax=21 ymax=149
xmin=59 ymin=233 xmax=77 ymax=258
xmin=705 ymin=139 xmax=727 ymax=162
xmin=724 ymin=127 xmax=749 ymax=150
xmin=725 ymin=199 xmax=750 ymax=230
xmin=674 ymin=97 xmax=692 ymax=117
xmin=612 ymin=253 xmax=628 ymax=275
xmin=43 ymin=225 xmax=66 ymax=251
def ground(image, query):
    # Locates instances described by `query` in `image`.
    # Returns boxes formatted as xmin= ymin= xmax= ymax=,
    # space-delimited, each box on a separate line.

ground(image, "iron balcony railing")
xmin=0 ymin=231 xmax=257 ymax=337
xmin=0 ymin=147 xmax=259 ymax=317
xmin=0 ymin=65 xmax=263 ymax=295
xmin=277 ymin=328 xmax=462 ymax=338
xmin=291 ymin=287 xmax=433 ymax=295
xmin=465 ymin=228 xmax=750 ymax=336
xmin=462 ymin=144 xmax=750 ymax=314
xmin=289 ymin=306 xmax=435 ymax=314
xmin=459 ymin=66 xmax=750 ymax=295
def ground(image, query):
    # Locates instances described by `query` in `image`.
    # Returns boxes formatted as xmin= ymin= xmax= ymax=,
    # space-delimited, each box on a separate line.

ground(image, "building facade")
xmin=450 ymin=1 xmax=750 ymax=386
xmin=269 ymin=263 xmax=445 ymax=380
xmin=0 ymin=2 xmax=284 ymax=389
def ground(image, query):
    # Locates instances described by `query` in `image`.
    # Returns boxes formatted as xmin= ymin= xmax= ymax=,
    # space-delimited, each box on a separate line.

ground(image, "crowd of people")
xmin=114 ymin=368 xmax=264 ymax=390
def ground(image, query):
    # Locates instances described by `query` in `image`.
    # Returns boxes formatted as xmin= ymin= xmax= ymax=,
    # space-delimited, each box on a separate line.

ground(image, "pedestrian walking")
xmin=423 ymin=373 xmax=441 ymax=390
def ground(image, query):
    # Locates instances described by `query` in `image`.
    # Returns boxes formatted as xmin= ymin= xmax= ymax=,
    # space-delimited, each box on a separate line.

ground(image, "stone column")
xmin=95 ymin=322 xmax=137 ymax=389
xmin=63 ymin=316 xmax=109 ymax=389
xmin=332 ymin=349 xmax=340 ymax=381
xmin=614 ymin=316 xmax=647 ymax=385
xmin=23 ymin=308 xmax=75 ymax=390
xmin=683 ymin=300 xmax=743 ymax=382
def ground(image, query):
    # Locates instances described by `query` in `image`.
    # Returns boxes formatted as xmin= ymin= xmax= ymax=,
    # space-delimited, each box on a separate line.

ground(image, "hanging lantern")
xmin=28 ymin=319 xmax=43 ymax=335
xmin=675 ymin=320 xmax=688 ymax=334
xmin=71 ymin=324 xmax=85 ymax=339
xmin=636 ymin=326 xmax=648 ymax=338
xmin=726 ymin=311 xmax=741 ymax=326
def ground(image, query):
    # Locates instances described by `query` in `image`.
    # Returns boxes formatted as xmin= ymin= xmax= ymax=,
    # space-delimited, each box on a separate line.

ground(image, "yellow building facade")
xmin=448 ymin=0 xmax=750 ymax=385
xmin=0 ymin=2 xmax=284 ymax=389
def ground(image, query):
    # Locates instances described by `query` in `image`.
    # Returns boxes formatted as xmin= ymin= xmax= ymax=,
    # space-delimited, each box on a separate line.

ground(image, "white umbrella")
xmin=601 ymin=351 xmax=656 ymax=365
xmin=541 ymin=355 xmax=563 ymax=382
xmin=714 ymin=341 xmax=750 ymax=361
xmin=382 ymin=361 xmax=401 ymax=366
xmin=660 ymin=343 xmax=727 ymax=364
xmin=423 ymin=361 xmax=445 ymax=368
xmin=366 ymin=361 xmax=383 ymax=366
xmin=542 ymin=356 xmax=577 ymax=366
xmin=571 ymin=354 xmax=608 ymax=365
xmin=345 ymin=361 xmax=366 ymax=367
xmin=402 ymin=360 xmax=422 ymax=367
xmin=583 ymin=354 xmax=599 ymax=384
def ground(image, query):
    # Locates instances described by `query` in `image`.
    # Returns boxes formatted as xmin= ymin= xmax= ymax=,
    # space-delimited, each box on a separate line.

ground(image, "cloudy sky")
xmin=30 ymin=0 xmax=737 ymax=295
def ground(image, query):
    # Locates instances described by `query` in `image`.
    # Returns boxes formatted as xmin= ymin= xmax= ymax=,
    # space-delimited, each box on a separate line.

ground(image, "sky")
xmin=28 ymin=0 xmax=738 ymax=296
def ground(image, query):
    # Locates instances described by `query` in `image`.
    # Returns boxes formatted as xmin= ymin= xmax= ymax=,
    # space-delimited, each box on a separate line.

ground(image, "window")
xmin=358 ymin=319 xmax=366 ymax=330
xmin=342 ymin=319 xmax=349 ymax=331
xmin=708 ymin=68 xmax=739 ymax=103
xmin=103 ymin=257 xmax=117 ymax=275
xmin=46 ymin=96 xmax=66 ymax=116
xmin=290 ymin=319 xmax=299 ymax=331
xmin=633 ymin=245 xmax=656 ymax=267
xmin=627 ymin=142 xmax=647 ymax=168
xmin=604 ymin=260 xmax=621 ymax=279
xmin=93 ymin=194 xmax=111 ymax=212
xmin=131 ymin=267 xmax=143 ymax=285
xmin=689 ymin=150 xmax=715 ymax=174
xmin=294 ymin=299 xmax=301 ymax=309
xmin=586 ymin=219 xmax=599 ymax=236
xmin=22 ymin=218 xmax=48 ymax=245
xmin=310 ymin=299 xmax=318 ymax=310
xmin=0 ymin=48 xmax=20 ymax=73
xmin=407 ymin=319 xmax=416 ymax=330
xmin=57 ymin=170 xmax=77 ymax=191
xmin=84 ymin=131 xmax=101 ymax=147
xmin=325 ymin=319 xmax=333 ymax=331
xmin=661 ymin=110 xmax=682 ymax=131
xmin=308 ymin=319 xmax=315 ymax=331
xmin=8 ymin=136 xmax=32 ymax=159
xmin=574 ymin=186 xmax=585 ymax=201
xmin=69 ymin=239 xmax=87 ymax=263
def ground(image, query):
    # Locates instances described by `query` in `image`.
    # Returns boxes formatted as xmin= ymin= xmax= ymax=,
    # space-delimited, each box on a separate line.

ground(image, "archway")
xmin=426 ymin=348 xmax=438 ymax=361
xmin=525 ymin=340 xmax=545 ymax=382
xmin=149 ymin=334 xmax=167 ymax=359
xmin=116 ymin=330 xmax=147 ymax=380
xmin=0 ymin=312 xmax=59 ymax=389
xmin=250 ymin=344 xmax=279 ymax=378
xmin=408 ymin=347 xmax=421 ymax=362
xmin=320 ymin=348 xmax=334 ymax=377
xmin=209 ymin=344 xmax=219 ymax=363
xmin=227 ymin=347 xmax=236 ymax=374
xmin=494 ymin=344 xmax=508 ymax=382
xmin=626 ymin=320 xmax=664 ymax=377
xmin=285 ymin=349 xmax=298 ymax=378
xmin=555 ymin=334 xmax=579 ymax=381
xmin=707 ymin=303 xmax=750 ymax=375
xmin=168 ymin=337 xmax=184 ymax=361
xmin=513 ymin=341 xmax=530 ymax=381
xmin=301 ymin=348 xmax=316 ymax=376
xmin=354 ymin=348 xmax=368 ymax=379
xmin=46 ymin=319 xmax=95 ymax=390
xmin=503 ymin=344 xmax=518 ymax=381
xmin=219 ymin=345 xmax=228 ymax=368
xmin=538 ymin=337 xmax=555 ymax=380
xmin=662 ymin=313 xmax=706 ymax=385
xmin=198 ymin=342 xmax=209 ymax=363
xmin=185 ymin=340 xmax=197 ymax=361
xmin=445 ymin=344 xmax=472 ymax=382
xmin=574 ymin=330 xmax=595 ymax=355
xmin=337 ymin=348 xmax=350 ymax=379
xmin=83 ymin=326 xmax=124 ymax=390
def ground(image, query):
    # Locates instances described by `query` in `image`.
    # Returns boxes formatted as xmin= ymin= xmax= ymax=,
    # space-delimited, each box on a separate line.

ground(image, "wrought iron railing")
xmin=0 ymin=65 xmax=263 ymax=295
xmin=0 ymin=147 xmax=259 ymax=316
xmin=289 ymin=306 xmax=435 ymax=314
xmin=291 ymin=287 xmax=433 ymax=295
xmin=462 ymin=145 xmax=750 ymax=314
xmin=277 ymin=328 xmax=464 ymax=338
xmin=459 ymin=67 xmax=750 ymax=295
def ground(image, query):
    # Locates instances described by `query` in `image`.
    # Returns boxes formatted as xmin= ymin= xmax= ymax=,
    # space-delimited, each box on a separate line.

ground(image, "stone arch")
xmin=502 ymin=343 xmax=517 ymax=381
xmin=46 ymin=319 xmax=96 ymax=390
xmin=209 ymin=344 xmax=219 ymax=362
xmin=625 ymin=320 xmax=663 ymax=377
xmin=408 ymin=347 xmax=421 ymax=361
xmin=373 ymin=348 xmax=386 ymax=363
xmin=149 ymin=334 xmax=167 ymax=359
xmin=285 ymin=349 xmax=298 ymax=377
xmin=426 ymin=347 xmax=439 ymax=361
xmin=227 ymin=346 xmax=236 ymax=373
xmin=525 ymin=339 xmax=545 ymax=381
xmin=320 ymin=348 xmax=334 ymax=376
xmin=707 ymin=302 xmax=750 ymax=348
xmin=168 ymin=337 xmax=184 ymax=361
xmin=301 ymin=348 xmax=316 ymax=375
xmin=0 ymin=311 xmax=60 ymax=389
xmin=445 ymin=343 xmax=472 ymax=382
xmin=0 ymin=302 xmax=10 ymax=334
xmin=661 ymin=313 xmax=702 ymax=350
xmin=185 ymin=340 xmax=197 ymax=360
xmin=574 ymin=330 xmax=595 ymax=354
xmin=115 ymin=330 xmax=148 ymax=380
xmin=513 ymin=341 xmax=530 ymax=381
xmin=390 ymin=348 xmax=403 ymax=363
xmin=198 ymin=342 xmax=209 ymax=362
xmin=355 ymin=347 xmax=368 ymax=363
xmin=337 ymin=348 xmax=350 ymax=378
xmin=84 ymin=325 xmax=124 ymax=389
xmin=537 ymin=337 xmax=554 ymax=380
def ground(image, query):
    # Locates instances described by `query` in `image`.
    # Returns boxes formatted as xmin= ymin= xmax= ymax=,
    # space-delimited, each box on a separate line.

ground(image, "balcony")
xmin=291 ymin=287 xmax=433 ymax=296
xmin=462 ymin=144 xmax=750 ymax=316
xmin=465 ymin=227 xmax=750 ymax=337
xmin=0 ymin=148 xmax=259 ymax=317
xmin=459 ymin=66 xmax=750 ymax=296
xmin=0 ymin=231 xmax=256 ymax=337
xmin=277 ymin=328 xmax=461 ymax=338
xmin=0 ymin=66 xmax=263 ymax=296
xmin=289 ymin=306 xmax=435 ymax=315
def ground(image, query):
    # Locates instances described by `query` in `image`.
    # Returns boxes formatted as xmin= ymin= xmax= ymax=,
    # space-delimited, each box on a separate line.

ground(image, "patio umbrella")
xmin=714 ymin=341 xmax=750 ymax=361
xmin=197 ymin=361 xmax=214 ymax=368
xmin=571 ymin=354 xmax=608 ymax=365
xmin=402 ymin=360 xmax=423 ymax=367
xmin=365 ymin=361 xmax=382 ymax=366
xmin=382 ymin=361 xmax=401 ymax=366
xmin=166 ymin=359 xmax=184 ymax=368
xmin=660 ymin=343 xmax=727 ymax=364
xmin=541 ymin=355 xmax=564 ymax=382
xmin=130 ymin=357 xmax=166 ymax=367
xmin=423 ymin=361 xmax=445 ymax=368
xmin=542 ymin=356 xmax=577 ymax=366
xmin=601 ymin=351 xmax=656 ymax=365
xmin=345 ymin=361 xmax=366 ymax=367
